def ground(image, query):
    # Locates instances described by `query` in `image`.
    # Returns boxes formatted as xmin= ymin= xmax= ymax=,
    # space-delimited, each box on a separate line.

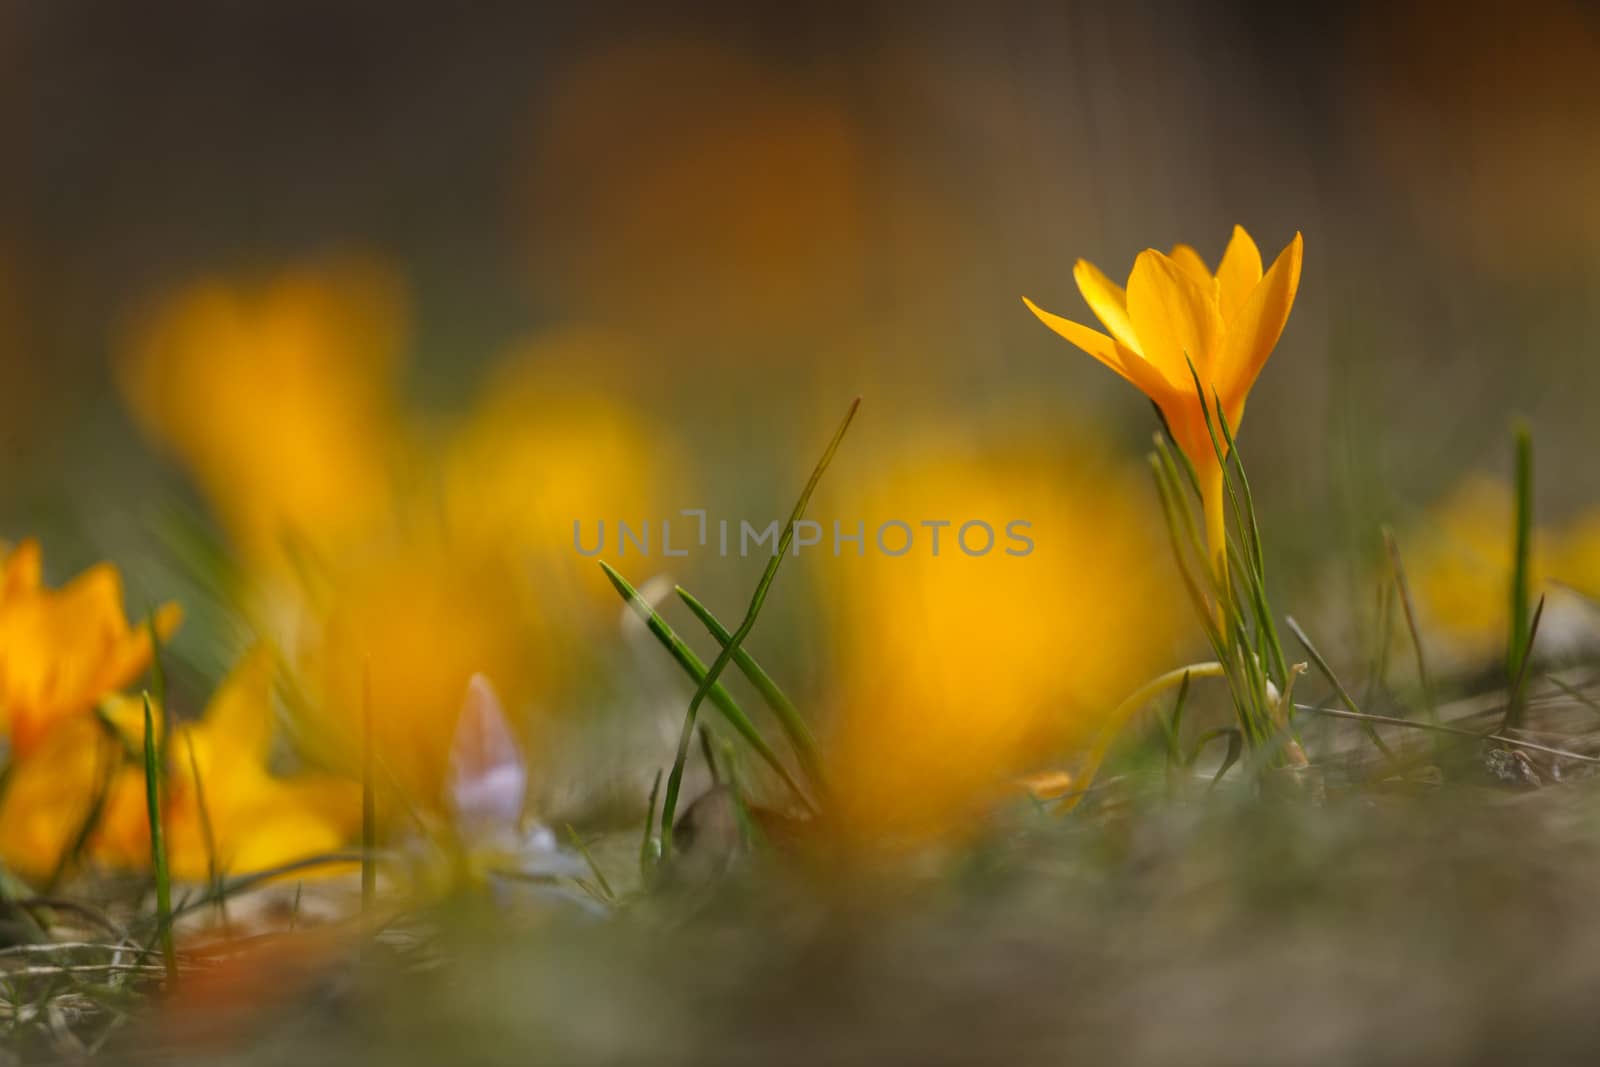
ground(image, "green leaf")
xmin=141 ymin=694 xmax=177 ymax=985
xmin=599 ymin=562 xmax=812 ymax=814
xmin=676 ymin=586 xmax=826 ymax=795
xmin=658 ymin=397 xmax=860 ymax=859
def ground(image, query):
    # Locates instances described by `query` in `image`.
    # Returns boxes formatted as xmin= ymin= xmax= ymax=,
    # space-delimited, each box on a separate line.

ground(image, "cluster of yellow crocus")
xmin=0 ymin=541 xmax=351 ymax=883
xmin=117 ymin=259 xmax=679 ymax=823
xmin=0 ymin=644 xmax=356 ymax=883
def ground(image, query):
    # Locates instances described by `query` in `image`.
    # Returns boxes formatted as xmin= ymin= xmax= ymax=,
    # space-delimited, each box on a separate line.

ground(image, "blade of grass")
xmin=138 ymin=852 xmax=365 ymax=933
xmin=658 ymin=397 xmax=860 ymax=858
xmin=140 ymin=695 xmax=176 ymax=986
xmin=1509 ymin=422 xmax=1535 ymax=667
xmin=1507 ymin=422 xmax=1535 ymax=726
xmin=145 ymin=615 xmax=173 ymax=783
xmin=1383 ymin=527 xmax=1436 ymax=723
xmin=1294 ymin=702 xmax=1600 ymax=764
xmin=601 ymin=562 xmax=812 ymax=812
xmin=1362 ymin=578 xmax=1394 ymax=711
xmin=1549 ymin=675 xmax=1600 ymax=717
xmin=180 ymin=732 xmax=224 ymax=923
xmin=697 ymin=725 xmax=722 ymax=788
xmin=1054 ymin=661 xmax=1225 ymax=813
xmin=1501 ymin=593 xmax=1546 ymax=733
xmin=639 ymin=769 xmax=663 ymax=880
xmin=676 ymin=586 xmax=825 ymax=794
xmin=1158 ymin=669 xmax=1194 ymax=772
xmin=1188 ymin=727 xmax=1243 ymax=789
xmin=1285 ymin=615 xmax=1396 ymax=761
xmin=563 ymin=825 xmax=615 ymax=903
xmin=1213 ymin=400 xmax=1292 ymax=690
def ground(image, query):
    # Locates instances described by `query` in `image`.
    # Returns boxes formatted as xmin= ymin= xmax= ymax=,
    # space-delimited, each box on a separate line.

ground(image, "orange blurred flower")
xmin=818 ymin=427 xmax=1185 ymax=847
xmin=288 ymin=534 xmax=541 ymax=812
xmin=0 ymin=539 xmax=180 ymax=756
xmin=118 ymin=258 xmax=407 ymax=569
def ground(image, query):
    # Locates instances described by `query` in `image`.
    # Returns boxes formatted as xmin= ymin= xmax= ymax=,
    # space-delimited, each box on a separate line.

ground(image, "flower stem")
xmin=1055 ymin=661 xmax=1225 ymax=813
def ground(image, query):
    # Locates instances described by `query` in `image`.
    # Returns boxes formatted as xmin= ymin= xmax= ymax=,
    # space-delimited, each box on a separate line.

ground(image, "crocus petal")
xmin=201 ymin=646 xmax=277 ymax=766
xmin=448 ymin=673 xmax=527 ymax=831
xmin=1071 ymin=260 xmax=1143 ymax=354
xmin=1168 ymin=244 xmax=1212 ymax=286
xmin=1217 ymin=232 xmax=1303 ymax=405
xmin=1215 ymin=225 xmax=1263 ymax=327
xmin=1125 ymin=250 xmax=1225 ymax=384
xmin=1022 ymin=297 xmax=1179 ymax=397
xmin=1 ymin=539 xmax=42 ymax=601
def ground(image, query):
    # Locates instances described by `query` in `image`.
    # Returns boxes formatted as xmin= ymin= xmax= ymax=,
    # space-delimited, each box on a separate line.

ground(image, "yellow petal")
xmin=200 ymin=646 xmax=277 ymax=766
xmin=1071 ymin=260 xmax=1142 ymax=354
xmin=1125 ymin=250 xmax=1225 ymax=384
xmin=1 ymin=539 xmax=41 ymax=601
xmin=1022 ymin=297 xmax=1178 ymax=399
xmin=1168 ymin=244 xmax=1212 ymax=285
xmin=1217 ymin=233 xmax=1303 ymax=406
xmin=1215 ymin=225 xmax=1263 ymax=326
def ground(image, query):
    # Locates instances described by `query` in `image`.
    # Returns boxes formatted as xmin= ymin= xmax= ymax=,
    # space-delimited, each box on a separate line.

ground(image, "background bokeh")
xmin=5 ymin=0 xmax=1600 ymax=791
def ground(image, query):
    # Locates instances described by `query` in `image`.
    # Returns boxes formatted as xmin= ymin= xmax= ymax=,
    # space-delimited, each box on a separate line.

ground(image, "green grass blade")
xmin=563 ymin=824 xmax=615 ymax=903
xmin=141 ymin=695 xmax=177 ymax=985
xmin=1158 ymin=669 xmax=1194 ymax=772
xmin=1507 ymin=422 xmax=1534 ymax=726
xmin=1383 ymin=527 xmax=1436 ymax=723
xmin=1285 ymin=615 xmax=1396 ymax=762
xmin=676 ymin=585 xmax=826 ymax=794
xmin=658 ymin=397 xmax=860 ymax=859
xmin=1502 ymin=594 xmax=1546 ymax=733
xmin=640 ymin=768 xmax=663 ymax=880
xmin=181 ymin=731 xmax=224 ymax=918
xmin=600 ymin=562 xmax=812 ymax=812
xmin=146 ymin=614 xmax=173 ymax=777
xmin=1550 ymin=675 xmax=1600 ymax=717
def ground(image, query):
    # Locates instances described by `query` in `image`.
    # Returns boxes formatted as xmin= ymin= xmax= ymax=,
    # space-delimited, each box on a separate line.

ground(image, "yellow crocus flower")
xmin=0 ymin=539 xmax=181 ymax=756
xmin=1024 ymin=226 xmax=1303 ymax=574
xmin=0 ymin=647 xmax=356 ymax=884
xmin=818 ymin=427 xmax=1186 ymax=848
xmin=289 ymin=536 xmax=541 ymax=813
xmin=117 ymin=258 xmax=406 ymax=570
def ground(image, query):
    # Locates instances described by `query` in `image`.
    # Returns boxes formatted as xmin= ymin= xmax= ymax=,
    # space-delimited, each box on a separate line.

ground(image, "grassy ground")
xmin=7 ymin=675 xmax=1600 ymax=1066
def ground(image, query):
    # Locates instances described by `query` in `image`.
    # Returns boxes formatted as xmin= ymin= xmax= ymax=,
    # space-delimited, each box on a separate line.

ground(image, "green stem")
xmin=1056 ymin=661 xmax=1226 ymax=813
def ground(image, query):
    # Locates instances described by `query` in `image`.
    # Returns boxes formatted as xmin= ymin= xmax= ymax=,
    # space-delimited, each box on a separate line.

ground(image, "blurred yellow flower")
xmin=117 ymin=258 xmax=407 ymax=568
xmin=818 ymin=428 xmax=1185 ymax=847
xmin=1406 ymin=478 xmax=1600 ymax=669
xmin=443 ymin=334 xmax=686 ymax=607
xmin=289 ymin=536 xmax=540 ymax=813
xmin=0 ymin=648 xmax=355 ymax=884
xmin=1024 ymin=226 xmax=1303 ymax=571
xmin=0 ymin=539 xmax=180 ymax=756
xmin=116 ymin=255 xmax=686 ymax=825
xmin=0 ymin=712 xmax=122 ymax=882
